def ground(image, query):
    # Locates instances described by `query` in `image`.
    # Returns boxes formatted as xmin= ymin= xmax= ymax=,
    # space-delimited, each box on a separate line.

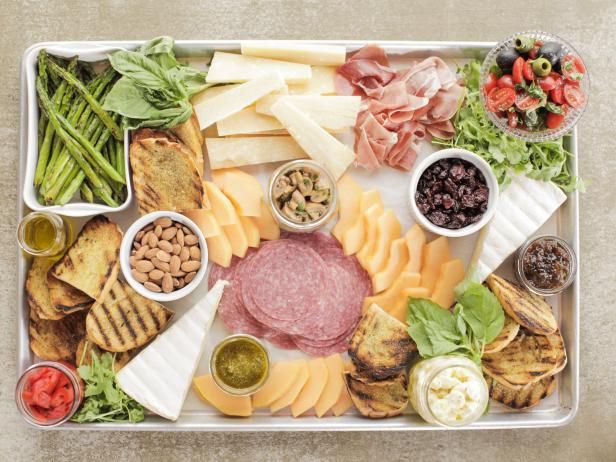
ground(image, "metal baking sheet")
xmin=17 ymin=40 xmax=579 ymax=431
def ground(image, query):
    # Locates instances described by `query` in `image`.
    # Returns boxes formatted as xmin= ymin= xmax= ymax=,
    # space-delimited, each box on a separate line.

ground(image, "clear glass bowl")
xmin=480 ymin=30 xmax=590 ymax=142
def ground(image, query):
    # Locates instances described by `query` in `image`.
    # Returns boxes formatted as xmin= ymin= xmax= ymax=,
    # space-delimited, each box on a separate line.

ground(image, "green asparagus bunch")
xmin=34 ymin=50 xmax=127 ymax=206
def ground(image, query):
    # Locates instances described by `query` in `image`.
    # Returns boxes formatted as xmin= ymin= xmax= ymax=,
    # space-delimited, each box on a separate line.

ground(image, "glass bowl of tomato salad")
xmin=15 ymin=361 xmax=84 ymax=427
xmin=480 ymin=30 xmax=589 ymax=142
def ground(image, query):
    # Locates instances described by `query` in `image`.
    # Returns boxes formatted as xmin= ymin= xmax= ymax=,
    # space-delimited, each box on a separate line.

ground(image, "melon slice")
xmin=390 ymin=287 xmax=430 ymax=324
xmin=252 ymin=361 xmax=301 ymax=408
xmin=183 ymin=209 xmax=222 ymax=238
xmin=331 ymin=385 xmax=353 ymax=417
xmin=253 ymin=200 xmax=280 ymax=241
xmin=206 ymin=232 xmax=233 ymax=267
xmin=431 ymin=259 xmax=465 ymax=309
xmin=363 ymin=271 xmax=421 ymax=313
xmin=240 ymin=216 xmax=260 ymax=248
xmin=356 ymin=203 xmax=384 ymax=268
xmin=193 ymin=374 xmax=252 ymax=417
xmin=404 ymin=224 xmax=426 ymax=273
xmin=342 ymin=190 xmax=382 ymax=256
xmin=420 ymin=236 xmax=451 ymax=294
xmin=203 ymin=181 xmax=238 ymax=226
xmin=211 ymin=168 xmax=263 ymax=217
xmin=332 ymin=174 xmax=363 ymax=243
xmin=270 ymin=360 xmax=310 ymax=413
xmin=314 ymin=354 xmax=345 ymax=417
xmin=371 ymin=237 xmax=409 ymax=294
xmin=291 ymin=357 xmax=329 ymax=417
xmin=364 ymin=209 xmax=402 ymax=275
xmin=222 ymin=221 xmax=249 ymax=258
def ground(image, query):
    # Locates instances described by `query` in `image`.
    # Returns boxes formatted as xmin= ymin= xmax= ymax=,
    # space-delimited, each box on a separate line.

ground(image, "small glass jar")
xmin=15 ymin=361 xmax=84 ymax=428
xmin=408 ymin=356 xmax=489 ymax=427
xmin=515 ymin=235 xmax=576 ymax=296
xmin=17 ymin=211 xmax=70 ymax=257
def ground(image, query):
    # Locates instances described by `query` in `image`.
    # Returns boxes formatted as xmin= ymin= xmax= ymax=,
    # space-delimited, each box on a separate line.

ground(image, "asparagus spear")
xmin=80 ymin=182 xmax=94 ymax=203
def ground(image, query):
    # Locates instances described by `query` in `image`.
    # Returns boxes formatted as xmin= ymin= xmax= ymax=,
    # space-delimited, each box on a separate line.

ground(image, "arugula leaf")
xmin=456 ymin=282 xmax=505 ymax=344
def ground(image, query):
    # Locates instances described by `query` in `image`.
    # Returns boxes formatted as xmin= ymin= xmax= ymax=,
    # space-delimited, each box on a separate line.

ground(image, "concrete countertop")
xmin=1 ymin=1 xmax=614 ymax=460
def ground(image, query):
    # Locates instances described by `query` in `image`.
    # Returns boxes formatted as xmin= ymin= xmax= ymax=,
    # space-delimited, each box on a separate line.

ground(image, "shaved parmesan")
xmin=217 ymin=107 xmax=284 ymax=136
xmin=288 ymin=66 xmax=338 ymax=95
xmin=205 ymin=52 xmax=312 ymax=84
xmin=241 ymin=42 xmax=346 ymax=66
xmin=206 ymin=136 xmax=306 ymax=169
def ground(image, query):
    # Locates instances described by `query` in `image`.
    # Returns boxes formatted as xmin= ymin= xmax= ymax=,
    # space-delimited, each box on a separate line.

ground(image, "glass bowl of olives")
xmin=480 ymin=30 xmax=589 ymax=142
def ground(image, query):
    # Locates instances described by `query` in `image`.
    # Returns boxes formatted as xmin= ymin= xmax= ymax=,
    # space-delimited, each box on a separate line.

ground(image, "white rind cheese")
xmin=240 ymin=42 xmax=346 ymax=66
xmin=469 ymin=175 xmax=567 ymax=282
xmin=194 ymin=73 xmax=286 ymax=129
xmin=205 ymin=52 xmax=312 ymax=84
xmin=288 ymin=66 xmax=338 ymax=95
xmin=206 ymin=136 xmax=306 ymax=169
xmin=216 ymin=107 xmax=284 ymax=136
xmin=270 ymin=98 xmax=356 ymax=179
xmin=115 ymin=281 xmax=228 ymax=421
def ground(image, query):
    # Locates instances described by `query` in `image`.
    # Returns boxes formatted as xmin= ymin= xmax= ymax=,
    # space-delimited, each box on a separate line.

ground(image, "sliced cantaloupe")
xmin=371 ymin=237 xmax=409 ymax=294
xmin=420 ymin=236 xmax=451 ymax=295
xmin=363 ymin=271 xmax=421 ymax=313
xmin=331 ymin=384 xmax=353 ymax=417
xmin=206 ymin=232 xmax=233 ymax=267
xmin=291 ymin=357 xmax=329 ymax=417
xmin=314 ymin=354 xmax=345 ymax=417
xmin=183 ymin=209 xmax=222 ymax=238
xmin=211 ymin=168 xmax=263 ymax=217
xmin=342 ymin=190 xmax=382 ymax=256
xmin=240 ymin=216 xmax=260 ymax=248
xmin=332 ymin=174 xmax=364 ymax=243
xmin=222 ymin=220 xmax=249 ymax=258
xmin=356 ymin=203 xmax=384 ymax=268
xmin=253 ymin=200 xmax=280 ymax=241
xmin=193 ymin=374 xmax=252 ymax=417
xmin=364 ymin=209 xmax=401 ymax=275
xmin=252 ymin=361 xmax=301 ymax=408
xmin=404 ymin=224 xmax=426 ymax=273
xmin=401 ymin=287 xmax=431 ymax=299
xmin=431 ymin=259 xmax=465 ymax=309
xmin=270 ymin=360 xmax=310 ymax=413
xmin=391 ymin=287 xmax=430 ymax=324
xmin=203 ymin=181 xmax=239 ymax=226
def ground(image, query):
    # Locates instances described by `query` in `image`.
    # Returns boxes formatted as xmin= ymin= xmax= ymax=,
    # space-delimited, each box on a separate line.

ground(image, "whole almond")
xmin=189 ymin=245 xmax=201 ymax=260
xmin=141 ymin=231 xmax=152 ymax=247
xmin=184 ymin=234 xmax=199 ymax=246
xmin=162 ymin=273 xmax=173 ymax=293
xmin=156 ymin=250 xmax=171 ymax=262
xmin=154 ymin=217 xmax=172 ymax=228
xmin=135 ymin=245 xmax=149 ymax=260
xmin=135 ymin=230 xmax=145 ymax=241
xmin=182 ymin=226 xmax=192 ymax=235
xmin=129 ymin=256 xmax=137 ymax=267
xmin=145 ymin=248 xmax=159 ymax=259
xmin=172 ymin=277 xmax=180 ymax=288
xmin=177 ymin=278 xmax=186 ymax=289
xmin=176 ymin=229 xmax=184 ymax=247
xmin=133 ymin=242 xmax=141 ymax=250
xmin=172 ymin=237 xmax=178 ymax=245
xmin=172 ymin=243 xmax=181 ymax=255
xmin=170 ymin=255 xmax=181 ymax=273
xmin=131 ymin=249 xmax=136 ymax=256
xmin=132 ymin=269 xmax=149 ymax=283
xmin=152 ymin=258 xmax=171 ymax=272
xmin=136 ymin=260 xmax=155 ymax=273
xmin=185 ymin=271 xmax=197 ymax=283
xmin=175 ymin=222 xmax=182 ymax=228
xmin=149 ymin=269 xmax=164 ymax=282
xmin=142 ymin=224 xmax=154 ymax=233
xmin=180 ymin=247 xmax=190 ymax=262
xmin=171 ymin=270 xmax=186 ymax=278
xmin=161 ymin=227 xmax=177 ymax=241
xmin=181 ymin=260 xmax=201 ymax=272
xmin=154 ymin=225 xmax=163 ymax=238
xmin=144 ymin=281 xmax=162 ymax=292
xmin=158 ymin=240 xmax=173 ymax=253
xmin=148 ymin=233 xmax=159 ymax=248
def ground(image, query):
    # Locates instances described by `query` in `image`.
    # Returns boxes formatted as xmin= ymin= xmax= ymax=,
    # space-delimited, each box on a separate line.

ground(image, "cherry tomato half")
xmin=483 ymin=73 xmax=498 ymax=95
xmin=507 ymin=111 xmax=519 ymax=128
xmin=512 ymin=57 xmax=525 ymax=84
xmin=497 ymin=75 xmax=515 ymax=89
xmin=515 ymin=94 xmax=543 ymax=112
xmin=523 ymin=60 xmax=535 ymax=81
xmin=487 ymin=87 xmax=516 ymax=112
xmin=564 ymin=84 xmax=587 ymax=108
xmin=561 ymin=54 xmax=586 ymax=82
xmin=538 ymin=76 xmax=556 ymax=91
xmin=546 ymin=108 xmax=567 ymax=129
xmin=550 ymin=85 xmax=564 ymax=104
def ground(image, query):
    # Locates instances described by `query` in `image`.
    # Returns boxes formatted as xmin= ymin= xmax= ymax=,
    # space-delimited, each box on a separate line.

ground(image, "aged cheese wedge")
xmin=420 ymin=237 xmax=451 ymax=295
xmin=270 ymin=360 xmax=310 ymax=413
xmin=241 ymin=42 xmax=346 ymax=66
xmin=372 ymin=238 xmax=410 ymax=294
xmin=342 ymin=190 xmax=383 ymax=255
xmin=364 ymin=210 xmax=402 ymax=275
xmin=193 ymin=374 xmax=252 ymax=417
xmin=270 ymin=98 xmax=355 ymax=180
xmin=257 ymin=95 xmax=361 ymax=132
xmin=195 ymin=72 xmax=286 ymax=129
xmin=404 ymin=225 xmax=426 ymax=273
xmin=203 ymin=181 xmax=239 ymax=225
xmin=206 ymin=136 xmax=306 ymax=170
xmin=391 ymin=287 xmax=431 ymax=324
xmin=288 ymin=66 xmax=337 ymax=95
xmin=252 ymin=361 xmax=301 ymax=408
xmin=331 ymin=174 xmax=363 ymax=243
xmin=291 ymin=357 xmax=329 ymax=417
xmin=182 ymin=209 xmax=222 ymax=238
xmin=211 ymin=168 xmax=263 ymax=217
xmin=314 ymin=354 xmax=345 ymax=417
xmin=253 ymin=200 xmax=280 ymax=241
xmin=216 ymin=106 xmax=284 ymax=136
xmin=206 ymin=52 xmax=312 ymax=84
xmin=356 ymin=204 xmax=385 ymax=267
xmin=363 ymin=272 xmax=421 ymax=313
xmin=431 ymin=259 xmax=465 ymax=309
xmin=192 ymin=83 xmax=288 ymax=106
xmin=331 ymin=385 xmax=353 ymax=417
xmin=206 ymin=233 xmax=233 ymax=268
xmin=240 ymin=216 xmax=260 ymax=248
xmin=222 ymin=222 xmax=249 ymax=258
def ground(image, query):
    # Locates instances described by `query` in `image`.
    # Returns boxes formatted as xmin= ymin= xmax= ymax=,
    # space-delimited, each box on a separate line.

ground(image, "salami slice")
xmin=293 ymin=334 xmax=351 ymax=356
xmin=263 ymin=330 xmax=297 ymax=350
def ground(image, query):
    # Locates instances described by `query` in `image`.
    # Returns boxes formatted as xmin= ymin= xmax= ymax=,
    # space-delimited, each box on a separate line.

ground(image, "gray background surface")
xmin=1 ymin=1 xmax=614 ymax=460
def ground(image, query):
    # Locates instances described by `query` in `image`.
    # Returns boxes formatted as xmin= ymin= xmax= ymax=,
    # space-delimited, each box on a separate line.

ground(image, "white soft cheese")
xmin=427 ymin=366 xmax=485 ymax=425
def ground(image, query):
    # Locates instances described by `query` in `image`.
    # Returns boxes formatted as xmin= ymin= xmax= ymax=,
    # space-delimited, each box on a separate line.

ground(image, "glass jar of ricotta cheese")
xmin=408 ymin=356 xmax=489 ymax=427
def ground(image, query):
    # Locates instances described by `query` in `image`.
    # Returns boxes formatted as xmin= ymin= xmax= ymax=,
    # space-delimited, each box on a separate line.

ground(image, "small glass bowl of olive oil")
xmin=17 ymin=212 xmax=70 ymax=257
xmin=210 ymin=335 xmax=270 ymax=396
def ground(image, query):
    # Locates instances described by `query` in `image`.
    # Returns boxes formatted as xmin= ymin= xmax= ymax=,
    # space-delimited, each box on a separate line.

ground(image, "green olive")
xmin=514 ymin=35 xmax=534 ymax=53
xmin=532 ymin=58 xmax=552 ymax=77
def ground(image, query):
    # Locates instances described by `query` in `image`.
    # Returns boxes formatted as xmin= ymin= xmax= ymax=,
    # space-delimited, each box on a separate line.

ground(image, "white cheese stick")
xmin=288 ymin=66 xmax=338 ymax=95
xmin=217 ymin=107 xmax=284 ymax=136
xmin=241 ymin=42 xmax=346 ymax=66
xmin=206 ymin=136 xmax=307 ymax=169
xmin=205 ymin=52 xmax=312 ymax=84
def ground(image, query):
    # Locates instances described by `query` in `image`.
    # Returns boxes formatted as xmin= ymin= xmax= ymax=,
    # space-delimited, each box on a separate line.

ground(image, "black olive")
xmin=495 ymin=47 xmax=520 ymax=72
xmin=538 ymin=41 xmax=563 ymax=70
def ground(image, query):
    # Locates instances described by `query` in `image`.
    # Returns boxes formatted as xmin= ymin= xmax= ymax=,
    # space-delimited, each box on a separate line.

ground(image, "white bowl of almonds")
xmin=120 ymin=211 xmax=208 ymax=302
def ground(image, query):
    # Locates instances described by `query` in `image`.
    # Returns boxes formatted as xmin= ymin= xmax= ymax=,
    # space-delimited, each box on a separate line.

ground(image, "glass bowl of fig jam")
xmin=515 ymin=235 xmax=576 ymax=295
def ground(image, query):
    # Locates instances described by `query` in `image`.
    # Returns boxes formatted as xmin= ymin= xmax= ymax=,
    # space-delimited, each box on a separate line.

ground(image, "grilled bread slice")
xmin=486 ymin=274 xmax=557 ymax=335
xmin=29 ymin=307 xmax=87 ymax=362
xmin=50 ymin=215 xmax=122 ymax=304
xmin=131 ymin=128 xmax=179 ymax=144
xmin=349 ymin=303 xmax=416 ymax=379
xmin=170 ymin=112 xmax=205 ymax=176
xmin=75 ymin=339 xmax=132 ymax=371
xmin=47 ymin=273 xmax=93 ymax=314
xmin=344 ymin=368 xmax=408 ymax=418
xmin=484 ymin=315 xmax=520 ymax=354
xmin=25 ymin=258 xmax=64 ymax=320
xmin=130 ymin=135 xmax=204 ymax=215
xmin=485 ymin=374 xmax=556 ymax=410
xmin=482 ymin=330 xmax=567 ymax=389
xmin=86 ymin=280 xmax=173 ymax=352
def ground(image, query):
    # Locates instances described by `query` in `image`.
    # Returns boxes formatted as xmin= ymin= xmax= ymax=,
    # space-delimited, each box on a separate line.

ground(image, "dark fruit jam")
xmin=522 ymin=238 xmax=572 ymax=290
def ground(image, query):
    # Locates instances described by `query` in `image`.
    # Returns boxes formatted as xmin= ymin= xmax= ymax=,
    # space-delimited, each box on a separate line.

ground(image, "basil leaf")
xmin=456 ymin=282 xmax=504 ymax=344
xmin=546 ymin=102 xmax=563 ymax=114
xmin=109 ymin=50 xmax=170 ymax=90
xmin=168 ymin=66 xmax=212 ymax=98
xmin=139 ymin=36 xmax=175 ymax=56
xmin=407 ymin=298 xmax=463 ymax=358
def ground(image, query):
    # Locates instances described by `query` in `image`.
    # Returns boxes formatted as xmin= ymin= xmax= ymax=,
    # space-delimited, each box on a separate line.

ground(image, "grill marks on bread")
xmin=485 ymin=374 xmax=556 ymax=409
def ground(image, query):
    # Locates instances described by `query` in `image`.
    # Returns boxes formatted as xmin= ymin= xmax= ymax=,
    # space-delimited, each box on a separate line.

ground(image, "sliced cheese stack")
xmin=193 ymin=353 xmax=351 ymax=418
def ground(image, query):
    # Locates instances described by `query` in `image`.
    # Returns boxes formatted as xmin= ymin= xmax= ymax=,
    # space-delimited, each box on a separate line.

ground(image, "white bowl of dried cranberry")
xmin=408 ymin=148 xmax=499 ymax=238
xmin=120 ymin=211 xmax=208 ymax=302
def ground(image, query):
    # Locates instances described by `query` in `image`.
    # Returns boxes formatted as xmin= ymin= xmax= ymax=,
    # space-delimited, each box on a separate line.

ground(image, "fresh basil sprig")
xmin=406 ymin=282 xmax=505 ymax=364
